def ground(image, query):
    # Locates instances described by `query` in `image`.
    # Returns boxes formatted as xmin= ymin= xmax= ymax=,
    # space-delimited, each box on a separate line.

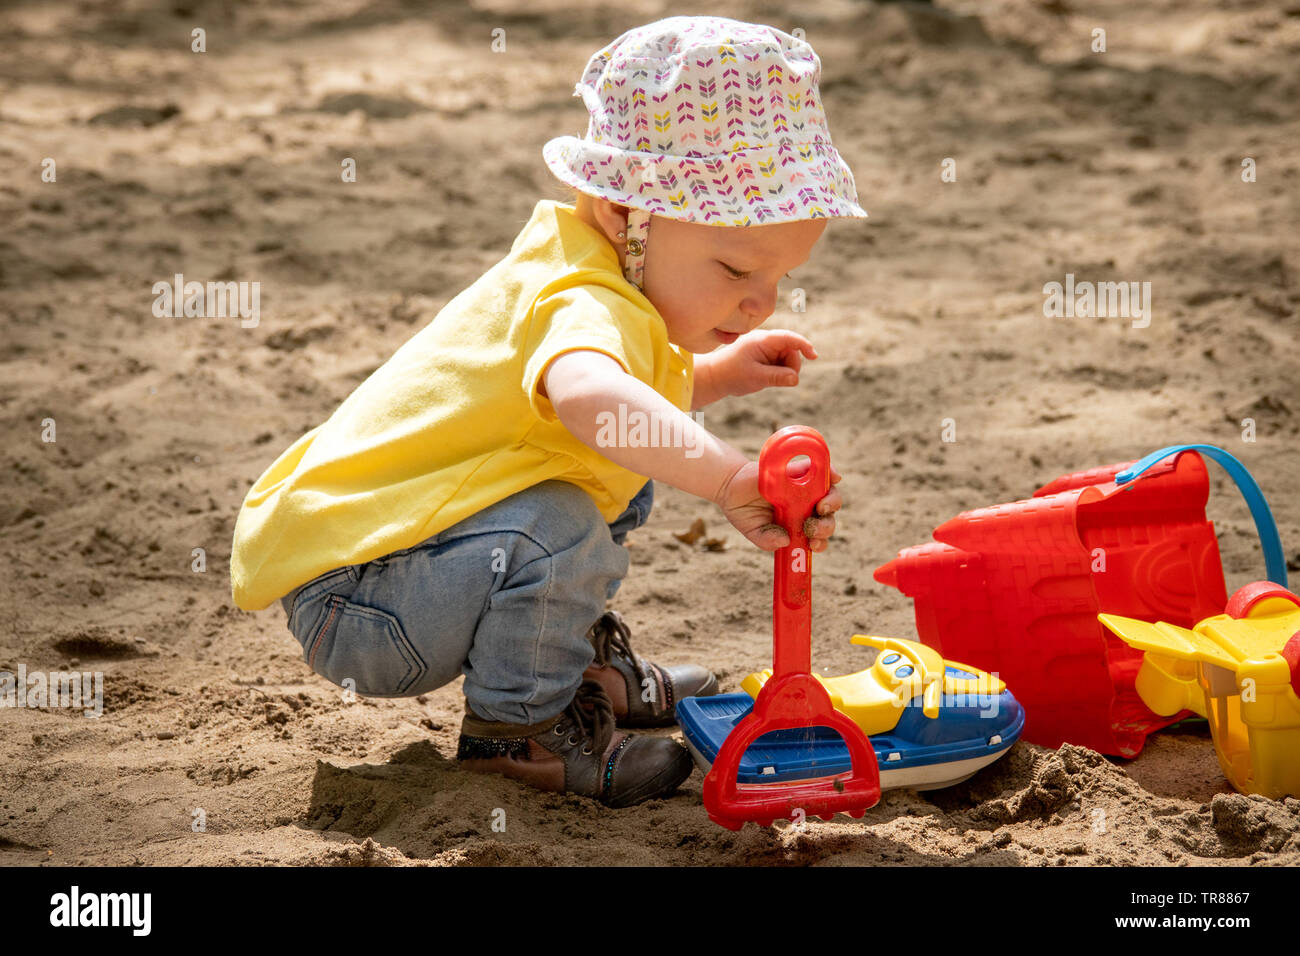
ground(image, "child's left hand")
xmin=716 ymin=456 xmax=843 ymax=554
xmin=712 ymin=330 xmax=817 ymax=398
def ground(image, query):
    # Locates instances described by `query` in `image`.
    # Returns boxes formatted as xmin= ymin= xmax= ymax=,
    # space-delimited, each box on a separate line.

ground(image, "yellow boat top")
xmin=742 ymin=634 xmax=1007 ymax=736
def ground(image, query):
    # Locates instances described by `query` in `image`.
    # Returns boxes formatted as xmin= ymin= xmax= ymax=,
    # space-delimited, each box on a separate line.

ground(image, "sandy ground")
xmin=1 ymin=0 xmax=1298 ymax=866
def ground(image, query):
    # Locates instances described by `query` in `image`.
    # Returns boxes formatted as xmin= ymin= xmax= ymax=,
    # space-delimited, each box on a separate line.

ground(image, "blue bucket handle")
xmin=1114 ymin=444 xmax=1287 ymax=588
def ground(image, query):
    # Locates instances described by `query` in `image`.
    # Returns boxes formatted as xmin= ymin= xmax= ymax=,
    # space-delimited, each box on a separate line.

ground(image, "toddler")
xmin=230 ymin=15 xmax=868 ymax=808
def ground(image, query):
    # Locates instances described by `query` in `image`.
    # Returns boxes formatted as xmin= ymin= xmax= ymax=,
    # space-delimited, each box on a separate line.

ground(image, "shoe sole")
xmin=604 ymin=745 xmax=694 ymax=809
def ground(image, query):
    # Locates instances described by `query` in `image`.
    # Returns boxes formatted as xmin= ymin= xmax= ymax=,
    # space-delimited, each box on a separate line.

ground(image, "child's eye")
xmin=720 ymin=263 xmax=794 ymax=281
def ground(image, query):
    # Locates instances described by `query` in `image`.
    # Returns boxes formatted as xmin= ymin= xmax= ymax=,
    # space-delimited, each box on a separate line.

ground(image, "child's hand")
xmin=711 ymin=330 xmax=817 ymax=398
xmin=714 ymin=458 xmax=843 ymax=553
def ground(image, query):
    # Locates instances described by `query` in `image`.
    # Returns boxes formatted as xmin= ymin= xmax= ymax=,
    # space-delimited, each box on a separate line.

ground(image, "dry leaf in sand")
xmin=673 ymin=517 xmax=706 ymax=546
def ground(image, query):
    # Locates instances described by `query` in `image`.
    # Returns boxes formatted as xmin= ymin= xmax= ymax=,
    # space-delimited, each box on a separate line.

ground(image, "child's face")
xmin=573 ymin=193 xmax=828 ymax=354
xmin=641 ymin=214 xmax=828 ymax=353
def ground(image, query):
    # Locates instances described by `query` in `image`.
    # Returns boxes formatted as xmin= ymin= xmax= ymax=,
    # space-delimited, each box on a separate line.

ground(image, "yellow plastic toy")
xmin=741 ymin=635 xmax=1007 ymax=735
xmin=1099 ymin=581 xmax=1300 ymax=799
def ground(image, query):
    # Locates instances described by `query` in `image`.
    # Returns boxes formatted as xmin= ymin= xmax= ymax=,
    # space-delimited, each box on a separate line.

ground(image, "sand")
xmin=1 ymin=0 xmax=1298 ymax=866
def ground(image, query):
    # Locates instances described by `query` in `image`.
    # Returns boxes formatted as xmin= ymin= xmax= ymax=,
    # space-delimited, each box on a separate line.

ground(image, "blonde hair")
xmin=546 ymin=180 xmax=582 ymax=204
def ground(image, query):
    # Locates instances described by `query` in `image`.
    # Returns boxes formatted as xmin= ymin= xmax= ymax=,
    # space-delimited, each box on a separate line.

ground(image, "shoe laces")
xmin=587 ymin=610 xmax=649 ymax=685
xmin=558 ymin=680 xmax=616 ymax=757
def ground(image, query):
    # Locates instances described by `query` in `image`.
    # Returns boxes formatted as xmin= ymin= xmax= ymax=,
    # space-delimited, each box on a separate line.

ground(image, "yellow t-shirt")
xmin=230 ymin=200 xmax=694 ymax=611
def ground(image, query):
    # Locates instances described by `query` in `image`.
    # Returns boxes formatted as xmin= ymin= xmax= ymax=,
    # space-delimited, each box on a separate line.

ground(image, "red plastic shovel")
xmin=702 ymin=426 xmax=882 ymax=830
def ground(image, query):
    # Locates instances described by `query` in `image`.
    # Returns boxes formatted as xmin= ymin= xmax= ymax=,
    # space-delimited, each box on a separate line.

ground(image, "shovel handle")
xmin=758 ymin=426 xmax=830 ymax=676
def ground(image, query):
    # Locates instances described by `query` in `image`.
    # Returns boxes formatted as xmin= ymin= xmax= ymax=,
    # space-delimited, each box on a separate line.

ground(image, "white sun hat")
xmin=543 ymin=15 xmax=868 ymax=290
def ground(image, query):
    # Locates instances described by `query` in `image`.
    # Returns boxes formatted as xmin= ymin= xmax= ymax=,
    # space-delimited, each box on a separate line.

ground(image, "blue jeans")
xmin=278 ymin=480 xmax=654 ymax=725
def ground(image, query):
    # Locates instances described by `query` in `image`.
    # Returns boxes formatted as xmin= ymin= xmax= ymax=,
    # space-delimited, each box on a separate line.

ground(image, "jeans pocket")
xmin=285 ymin=566 xmax=358 ymax=633
xmin=304 ymin=594 xmax=426 ymax=697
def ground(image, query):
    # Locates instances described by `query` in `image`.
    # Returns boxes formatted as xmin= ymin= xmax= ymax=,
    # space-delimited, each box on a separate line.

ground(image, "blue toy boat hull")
xmin=677 ymin=668 xmax=1024 ymax=788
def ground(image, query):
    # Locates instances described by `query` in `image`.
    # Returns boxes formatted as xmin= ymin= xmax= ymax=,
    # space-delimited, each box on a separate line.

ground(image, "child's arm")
xmin=690 ymin=329 xmax=818 ymax=409
xmin=543 ymin=349 xmax=840 ymax=552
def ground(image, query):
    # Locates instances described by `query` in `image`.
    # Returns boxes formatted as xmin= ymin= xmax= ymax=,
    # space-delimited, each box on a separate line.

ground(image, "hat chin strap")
xmin=622 ymin=207 xmax=651 ymax=290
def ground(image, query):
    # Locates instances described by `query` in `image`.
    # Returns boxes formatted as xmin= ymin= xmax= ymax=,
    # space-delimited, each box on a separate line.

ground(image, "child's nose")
xmin=741 ymin=289 xmax=778 ymax=328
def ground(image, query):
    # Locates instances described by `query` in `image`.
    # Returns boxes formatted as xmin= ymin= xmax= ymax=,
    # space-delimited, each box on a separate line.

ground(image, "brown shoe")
xmin=455 ymin=681 xmax=693 ymax=808
xmin=582 ymin=610 xmax=718 ymax=728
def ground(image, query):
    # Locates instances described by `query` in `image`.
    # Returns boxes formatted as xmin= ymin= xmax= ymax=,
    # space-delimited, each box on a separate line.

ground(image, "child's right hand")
xmin=714 ymin=459 xmax=843 ymax=553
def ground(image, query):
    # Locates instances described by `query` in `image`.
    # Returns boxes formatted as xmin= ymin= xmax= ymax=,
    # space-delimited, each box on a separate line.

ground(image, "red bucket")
xmin=874 ymin=450 xmax=1229 ymax=756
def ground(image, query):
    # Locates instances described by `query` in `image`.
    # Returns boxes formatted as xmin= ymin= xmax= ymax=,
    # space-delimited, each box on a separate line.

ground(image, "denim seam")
xmin=307 ymin=596 xmax=344 ymax=672
xmin=527 ymin=546 xmax=555 ymax=719
xmin=288 ymin=565 xmax=355 ymax=628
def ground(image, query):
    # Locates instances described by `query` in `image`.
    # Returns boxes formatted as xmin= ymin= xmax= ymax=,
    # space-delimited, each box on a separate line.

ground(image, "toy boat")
xmin=1100 ymin=581 xmax=1300 ymax=799
xmin=679 ymin=634 xmax=1024 ymax=789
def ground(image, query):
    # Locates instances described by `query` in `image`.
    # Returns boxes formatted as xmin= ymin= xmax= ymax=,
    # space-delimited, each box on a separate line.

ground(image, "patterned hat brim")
xmin=543 ymin=135 xmax=868 ymax=227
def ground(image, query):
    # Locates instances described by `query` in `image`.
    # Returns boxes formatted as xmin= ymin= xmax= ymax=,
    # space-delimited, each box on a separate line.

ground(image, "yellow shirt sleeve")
xmin=521 ymin=283 xmax=661 ymax=423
